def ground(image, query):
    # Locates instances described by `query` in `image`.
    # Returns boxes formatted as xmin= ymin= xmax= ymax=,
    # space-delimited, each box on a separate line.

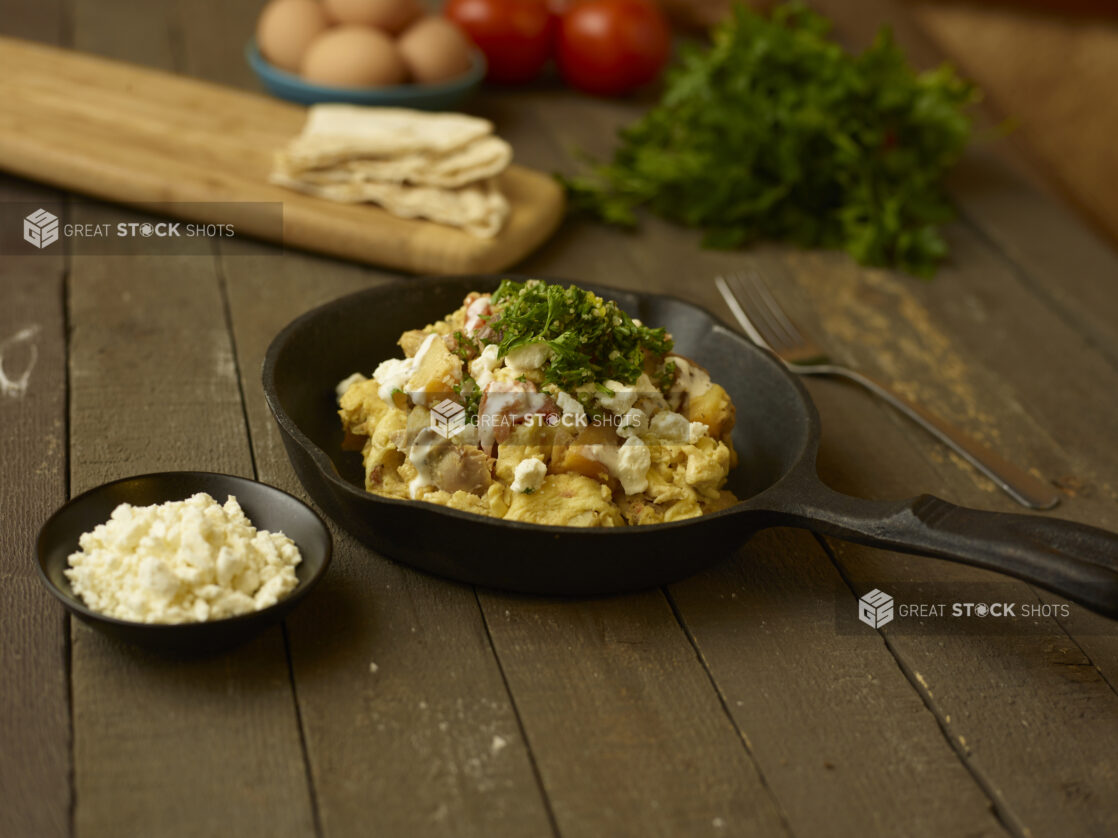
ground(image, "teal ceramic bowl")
xmin=245 ymin=40 xmax=486 ymax=110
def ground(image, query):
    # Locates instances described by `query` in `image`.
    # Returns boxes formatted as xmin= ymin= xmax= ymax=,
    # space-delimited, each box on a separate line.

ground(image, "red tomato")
xmin=444 ymin=0 xmax=556 ymax=85
xmin=557 ymin=0 xmax=670 ymax=96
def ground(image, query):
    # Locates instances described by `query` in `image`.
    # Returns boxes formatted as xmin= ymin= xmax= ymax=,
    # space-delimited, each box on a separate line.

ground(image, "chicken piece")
xmin=409 ymin=428 xmax=493 ymax=496
xmin=477 ymin=379 xmax=559 ymax=453
xmin=464 ymin=293 xmax=495 ymax=340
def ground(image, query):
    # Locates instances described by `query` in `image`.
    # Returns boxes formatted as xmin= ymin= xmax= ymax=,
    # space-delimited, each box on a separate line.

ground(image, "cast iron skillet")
xmin=262 ymin=275 xmax=1118 ymax=617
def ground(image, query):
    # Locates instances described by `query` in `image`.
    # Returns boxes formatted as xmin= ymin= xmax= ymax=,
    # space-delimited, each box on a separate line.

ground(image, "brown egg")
xmin=257 ymin=0 xmax=330 ymax=72
xmin=322 ymin=0 xmax=422 ymax=35
xmin=397 ymin=17 xmax=474 ymax=84
xmin=300 ymin=25 xmax=408 ymax=87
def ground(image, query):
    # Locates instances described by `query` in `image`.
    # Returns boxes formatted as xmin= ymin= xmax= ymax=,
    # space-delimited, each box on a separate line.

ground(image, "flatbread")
xmin=272 ymin=105 xmax=513 ymax=238
xmin=270 ymin=173 xmax=510 ymax=239
xmin=275 ymin=135 xmax=513 ymax=190
xmin=280 ymin=105 xmax=496 ymax=171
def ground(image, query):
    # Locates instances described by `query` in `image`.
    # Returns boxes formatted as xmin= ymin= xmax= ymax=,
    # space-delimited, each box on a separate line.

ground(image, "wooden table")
xmin=3 ymin=1 xmax=1117 ymax=836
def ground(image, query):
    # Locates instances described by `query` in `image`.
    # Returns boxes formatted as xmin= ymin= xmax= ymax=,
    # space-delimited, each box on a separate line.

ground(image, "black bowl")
xmin=36 ymin=472 xmax=332 ymax=654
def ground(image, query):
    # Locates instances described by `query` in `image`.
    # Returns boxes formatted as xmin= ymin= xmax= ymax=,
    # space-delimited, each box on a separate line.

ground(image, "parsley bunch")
xmin=487 ymin=279 xmax=672 ymax=390
xmin=562 ymin=3 xmax=978 ymax=277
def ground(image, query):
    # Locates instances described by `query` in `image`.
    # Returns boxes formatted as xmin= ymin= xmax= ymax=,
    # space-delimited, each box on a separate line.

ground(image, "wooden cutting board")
xmin=0 ymin=36 xmax=565 ymax=274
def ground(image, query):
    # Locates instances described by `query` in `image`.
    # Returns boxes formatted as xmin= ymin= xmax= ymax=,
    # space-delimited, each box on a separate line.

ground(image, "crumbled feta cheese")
xmin=469 ymin=343 xmax=501 ymax=391
xmin=373 ymin=333 xmax=439 ymax=403
xmin=649 ymin=410 xmax=690 ymax=442
xmin=613 ymin=436 xmax=651 ymax=494
xmin=64 ymin=493 xmax=301 ymax=624
xmin=556 ymin=390 xmax=585 ymax=418
xmin=504 ymin=342 xmax=551 ymax=371
xmin=597 ymin=379 xmax=638 ymax=414
xmin=335 ymin=372 xmax=367 ymax=401
xmin=689 ymin=421 xmax=710 ymax=444
xmin=510 ymin=457 xmax=547 ymax=494
xmin=616 ymin=407 xmax=648 ymax=439
xmin=470 ymin=342 xmax=501 ymax=375
xmin=372 ymin=357 xmax=412 ymax=403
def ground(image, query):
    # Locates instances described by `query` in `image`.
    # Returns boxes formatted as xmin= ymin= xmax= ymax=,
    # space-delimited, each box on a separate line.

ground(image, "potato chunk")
xmin=550 ymin=424 xmax=618 ymax=485
xmin=406 ymin=337 xmax=462 ymax=404
xmin=686 ymin=382 xmax=735 ymax=441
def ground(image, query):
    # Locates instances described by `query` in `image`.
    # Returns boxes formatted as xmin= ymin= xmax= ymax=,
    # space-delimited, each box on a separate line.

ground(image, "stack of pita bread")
xmin=271 ymin=105 xmax=513 ymax=238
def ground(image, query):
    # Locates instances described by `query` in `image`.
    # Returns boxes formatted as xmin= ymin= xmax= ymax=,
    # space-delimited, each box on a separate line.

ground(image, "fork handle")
xmin=824 ymin=366 xmax=1061 ymax=510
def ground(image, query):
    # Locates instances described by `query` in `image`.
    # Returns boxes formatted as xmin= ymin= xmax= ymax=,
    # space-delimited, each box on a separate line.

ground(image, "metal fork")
xmin=715 ymin=273 xmax=1060 ymax=510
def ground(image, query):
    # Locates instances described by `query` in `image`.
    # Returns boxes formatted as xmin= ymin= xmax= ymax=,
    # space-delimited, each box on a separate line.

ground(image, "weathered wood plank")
xmin=174 ymin=0 xmax=258 ymax=91
xmin=0 ymin=218 xmax=67 ymax=578
xmin=0 ymin=185 xmax=71 ymax=838
xmin=0 ymin=578 xmax=71 ymax=838
xmin=477 ymin=588 xmax=792 ymax=838
xmin=669 ymin=528 xmax=1009 ymax=838
xmin=0 ymin=2 xmax=74 ymax=835
xmin=218 ymin=243 xmax=558 ymax=838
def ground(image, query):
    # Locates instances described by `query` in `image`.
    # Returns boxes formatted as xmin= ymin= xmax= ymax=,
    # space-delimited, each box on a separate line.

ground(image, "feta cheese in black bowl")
xmin=36 ymin=471 xmax=332 ymax=654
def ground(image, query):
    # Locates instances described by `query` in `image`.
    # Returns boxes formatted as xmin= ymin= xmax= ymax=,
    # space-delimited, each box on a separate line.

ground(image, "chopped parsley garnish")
xmin=450 ymin=330 xmax=474 ymax=363
xmin=452 ymin=377 xmax=482 ymax=421
xmin=486 ymin=279 xmax=673 ymax=391
xmin=656 ymin=359 xmax=677 ymax=393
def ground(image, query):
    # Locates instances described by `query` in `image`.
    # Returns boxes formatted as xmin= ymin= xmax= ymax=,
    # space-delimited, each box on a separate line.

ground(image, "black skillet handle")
xmin=768 ymin=485 xmax=1118 ymax=619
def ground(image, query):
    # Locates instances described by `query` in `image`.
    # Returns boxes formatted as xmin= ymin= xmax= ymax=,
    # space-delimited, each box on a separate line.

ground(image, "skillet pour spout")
xmin=263 ymin=274 xmax=1118 ymax=617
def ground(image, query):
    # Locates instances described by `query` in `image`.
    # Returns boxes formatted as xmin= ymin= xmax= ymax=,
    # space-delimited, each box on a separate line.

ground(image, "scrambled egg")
xmin=337 ymin=282 xmax=739 ymax=527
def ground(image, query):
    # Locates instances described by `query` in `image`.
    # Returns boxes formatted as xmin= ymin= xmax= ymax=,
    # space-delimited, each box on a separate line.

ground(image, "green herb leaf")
xmin=559 ymin=2 xmax=978 ymax=277
xmin=486 ymin=279 xmax=673 ymax=390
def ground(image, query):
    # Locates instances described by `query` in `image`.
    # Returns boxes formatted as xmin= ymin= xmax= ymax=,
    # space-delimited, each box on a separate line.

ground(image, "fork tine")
xmin=714 ymin=274 xmax=773 ymax=349
xmin=717 ymin=273 xmax=793 ymax=352
xmin=734 ymin=272 xmax=801 ymax=350
xmin=748 ymin=271 xmax=806 ymax=346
